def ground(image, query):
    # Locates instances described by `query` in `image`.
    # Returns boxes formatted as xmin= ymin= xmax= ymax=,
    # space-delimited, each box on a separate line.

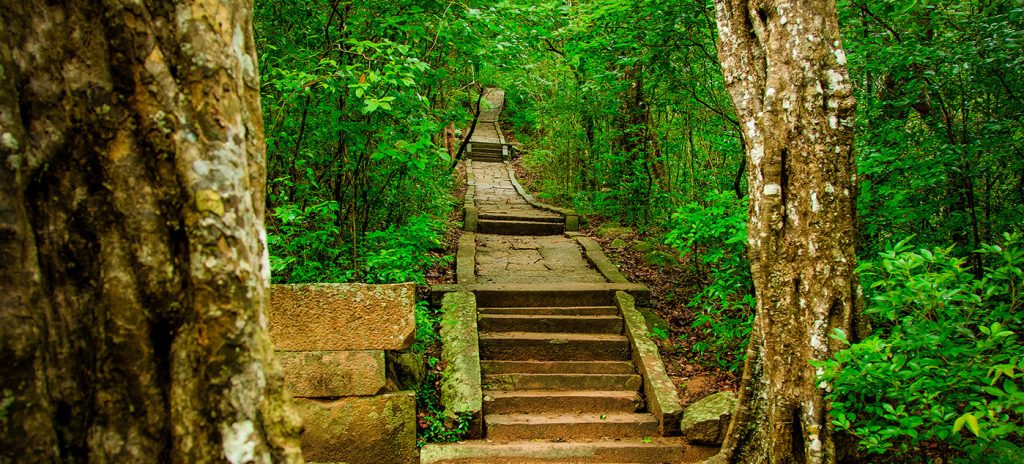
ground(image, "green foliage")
xmin=268 ymin=200 xmax=351 ymax=283
xmin=839 ymin=0 xmax=1024 ymax=257
xmin=361 ymin=215 xmax=453 ymax=285
xmin=816 ymin=233 xmax=1024 ymax=460
xmin=415 ymin=370 xmax=472 ymax=446
xmin=412 ymin=300 xmax=441 ymax=354
xmin=256 ymin=0 xmax=479 ymax=285
xmin=665 ymin=191 xmax=753 ymax=372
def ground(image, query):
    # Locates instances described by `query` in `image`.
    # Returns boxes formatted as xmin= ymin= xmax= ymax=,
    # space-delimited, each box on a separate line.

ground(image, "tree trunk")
xmin=710 ymin=1 xmax=860 ymax=462
xmin=0 ymin=1 xmax=303 ymax=462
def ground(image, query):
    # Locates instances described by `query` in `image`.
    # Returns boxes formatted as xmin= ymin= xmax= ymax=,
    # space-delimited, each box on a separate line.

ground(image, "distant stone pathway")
xmin=424 ymin=89 xmax=711 ymax=463
xmin=469 ymin=88 xmax=505 ymax=145
xmin=472 ymin=162 xmax=560 ymax=220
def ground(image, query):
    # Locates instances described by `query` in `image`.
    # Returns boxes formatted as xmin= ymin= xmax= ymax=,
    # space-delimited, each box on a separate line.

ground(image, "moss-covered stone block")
xmin=595 ymin=223 xmax=633 ymax=239
xmin=439 ymin=291 xmax=483 ymax=438
xmin=294 ymin=392 xmax=417 ymax=464
xmin=681 ymin=391 xmax=736 ymax=445
xmin=638 ymin=307 xmax=670 ymax=335
xmin=616 ymin=291 xmax=683 ymax=436
xmin=643 ymin=250 xmax=678 ymax=267
xmin=629 ymin=241 xmax=654 ymax=253
xmin=278 ymin=350 xmax=385 ymax=397
xmin=269 ymin=283 xmax=415 ymax=351
xmin=609 ymin=238 xmax=627 ymax=249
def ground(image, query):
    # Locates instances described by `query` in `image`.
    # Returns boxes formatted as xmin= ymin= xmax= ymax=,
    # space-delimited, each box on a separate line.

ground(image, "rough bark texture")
xmin=0 ymin=1 xmax=303 ymax=462
xmin=711 ymin=1 xmax=859 ymax=463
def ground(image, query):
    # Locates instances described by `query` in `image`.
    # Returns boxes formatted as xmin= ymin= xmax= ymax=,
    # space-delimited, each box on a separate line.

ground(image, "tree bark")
xmin=710 ymin=1 xmax=860 ymax=463
xmin=0 ymin=1 xmax=303 ymax=462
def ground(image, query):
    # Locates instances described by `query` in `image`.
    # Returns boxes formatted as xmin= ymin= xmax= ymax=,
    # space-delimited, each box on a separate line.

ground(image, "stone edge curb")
xmin=457 ymin=233 xmax=477 ymax=284
xmin=439 ymin=292 xmax=483 ymax=439
xmin=503 ymin=163 xmax=580 ymax=232
xmin=569 ymin=233 xmax=629 ymax=284
xmin=464 ymin=159 xmax=478 ymax=232
xmin=616 ymin=291 xmax=684 ymax=436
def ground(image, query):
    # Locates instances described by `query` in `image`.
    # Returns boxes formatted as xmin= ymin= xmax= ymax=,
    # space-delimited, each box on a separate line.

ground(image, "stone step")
xmin=474 ymin=288 xmax=618 ymax=308
xmin=483 ymin=390 xmax=644 ymax=415
xmin=479 ymin=212 xmax=563 ymax=223
xmin=484 ymin=413 xmax=661 ymax=441
xmin=472 ymin=148 xmax=504 ymax=155
xmin=482 ymin=360 xmax=637 ymax=375
xmin=479 ymin=332 xmax=631 ymax=361
xmin=421 ymin=439 xmax=717 ymax=464
xmin=478 ymin=306 xmax=620 ymax=316
xmin=479 ymin=314 xmax=623 ymax=334
xmin=478 ymin=219 xmax=563 ymax=235
xmin=482 ymin=373 xmax=642 ymax=392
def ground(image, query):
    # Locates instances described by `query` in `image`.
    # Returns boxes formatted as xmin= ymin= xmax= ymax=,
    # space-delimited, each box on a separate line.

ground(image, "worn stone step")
xmin=479 ymin=212 xmax=563 ymax=223
xmin=472 ymin=148 xmax=504 ymax=155
xmin=479 ymin=314 xmax=623 ymax=334
xmin=482 ymin=373 xmax=642 ymax=392
xmin=421 ymin=439 xmax=718 ymax=464
xmin=482 ymin=360 xmax=637 ymax=375
xmin=478 ymin=219 xmax=563 ymax=235
xmin=478 ymin=306 xmax=620 ymax=316
xmin=485 ymin=413 xmax=661 ymax=441
xmin=473 ymin=288 xmax=619 ymax=308
xmin=479 ymin=332 xmax=631 ymax=361
xmin=483 ymin=390 xmax=644 ymax=415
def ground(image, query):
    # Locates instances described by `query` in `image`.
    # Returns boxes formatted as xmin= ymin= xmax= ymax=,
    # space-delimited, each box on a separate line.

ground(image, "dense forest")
xmin=253 ymin=0 xmax=1022 ymax=461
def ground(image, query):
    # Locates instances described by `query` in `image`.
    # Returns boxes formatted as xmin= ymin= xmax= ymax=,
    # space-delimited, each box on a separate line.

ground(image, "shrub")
xmin=360 ymin=214 xmax=452 ymax=285
xmin=816 ymin=233 xmax=1024 ymax=462
xmin=665 ymin=191 xmax=754 ymax=372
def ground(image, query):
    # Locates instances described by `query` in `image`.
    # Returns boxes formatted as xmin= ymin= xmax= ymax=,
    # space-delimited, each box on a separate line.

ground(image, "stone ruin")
xmin=268 ymin=283 xmax=419 ymax=464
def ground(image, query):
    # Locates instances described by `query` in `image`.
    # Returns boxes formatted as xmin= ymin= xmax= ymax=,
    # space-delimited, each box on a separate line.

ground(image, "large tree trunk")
xmin=711 ymin=1 xmax=860 ymax=463
xmin=0 ymin=1 xmax=303 ymax=462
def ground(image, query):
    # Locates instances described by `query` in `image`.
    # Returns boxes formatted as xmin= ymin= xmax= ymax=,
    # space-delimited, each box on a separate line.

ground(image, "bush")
xmin=268 ymin=200 xmax=352 ymax=283
xmin=360 ymin=214 xmax=452 ymax=285
xmin=665 ymin=191 xmax=754 ymax=372
xmin=816 ymin=233 xmax=1024 ymax=462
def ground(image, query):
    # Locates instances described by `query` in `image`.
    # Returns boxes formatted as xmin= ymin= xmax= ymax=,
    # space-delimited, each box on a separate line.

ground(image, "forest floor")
xmin=509 ymin=159 xmax=739 ymax=405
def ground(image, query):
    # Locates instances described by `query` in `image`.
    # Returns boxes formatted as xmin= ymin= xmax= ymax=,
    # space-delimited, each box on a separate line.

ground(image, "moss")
xmin=595 ymin=223 xmax=634 ymax=239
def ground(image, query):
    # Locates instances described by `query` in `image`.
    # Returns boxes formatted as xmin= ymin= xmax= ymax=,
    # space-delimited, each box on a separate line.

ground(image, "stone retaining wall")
xmin=269 ymin=283 xmax=419 ymax=464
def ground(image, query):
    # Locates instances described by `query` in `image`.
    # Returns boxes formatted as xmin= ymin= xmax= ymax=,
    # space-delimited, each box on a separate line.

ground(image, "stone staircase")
xmin=477 ymin=210 xmax=563 ymax=235
xmin=424 ymin=287 xmax=715 ymax=463
xmin=469 ymin=141 xmax=506 ymax=162
xmin=425 ymin=87 xmax=717 ymax=463
xmin=477 ymin=291 xmax=661 ymax=442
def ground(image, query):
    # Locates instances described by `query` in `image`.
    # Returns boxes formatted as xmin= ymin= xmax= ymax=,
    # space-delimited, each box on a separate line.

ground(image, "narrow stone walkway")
xmin=426 ymin=90 xmax=715 ymax=463
xmin=475 ymin=234 xmax=606 ymax=284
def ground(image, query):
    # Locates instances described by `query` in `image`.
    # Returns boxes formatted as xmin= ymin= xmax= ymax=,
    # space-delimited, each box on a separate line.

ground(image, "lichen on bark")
xmin=709 ymin=1 xmax=862 ymax=463
xmin=0 ymin=1 xmax=302 ymax=462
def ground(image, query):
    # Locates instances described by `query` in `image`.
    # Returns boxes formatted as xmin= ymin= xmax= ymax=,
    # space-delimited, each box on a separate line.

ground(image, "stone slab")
xmin=270 ymin=283 xmax=415 ymax=351
xmin=278 ymin=350 xmax=385 ymax=397
xmin=439 ymin=292 xmax=483 ymax=438
xmin=681 ymin=391 xmax=736 ymax=445
xmin=293 ymin=392 xmax=417 ymax=464
xmin=617 ymin=291 xmax=684 ymax=436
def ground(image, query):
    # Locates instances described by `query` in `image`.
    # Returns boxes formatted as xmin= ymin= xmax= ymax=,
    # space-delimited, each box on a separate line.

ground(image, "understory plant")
xmin=816 ymin=233 xmax=1024 ymax=462
xmin=665 ymin=191 xmax=754 ymax=372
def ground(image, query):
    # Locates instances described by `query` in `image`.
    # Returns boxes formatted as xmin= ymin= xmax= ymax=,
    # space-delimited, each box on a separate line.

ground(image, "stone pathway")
xmin=425 ymin=89 xmax=714 ymax=463
xmin=475 ymin=235 xmax=606 ymax=284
